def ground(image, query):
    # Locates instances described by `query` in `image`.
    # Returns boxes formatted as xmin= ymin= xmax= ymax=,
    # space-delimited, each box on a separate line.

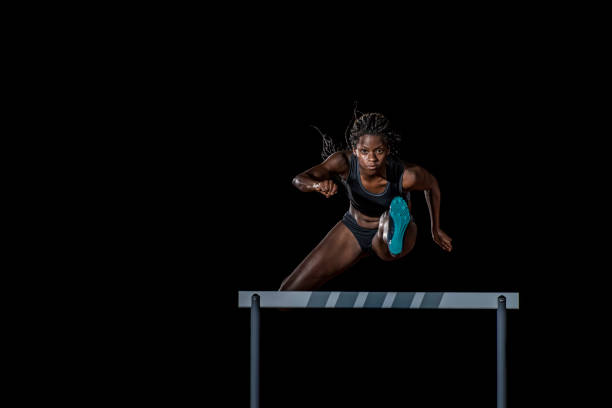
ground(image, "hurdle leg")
xmin=497 ymin=295 xmax=506 ymax=408
xmin=251 ymin=294 xmax=260 ymax=408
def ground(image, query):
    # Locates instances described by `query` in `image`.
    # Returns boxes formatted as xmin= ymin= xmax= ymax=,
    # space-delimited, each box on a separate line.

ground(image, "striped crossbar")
xmin=238 ymin=291 xmax=519 ymax=309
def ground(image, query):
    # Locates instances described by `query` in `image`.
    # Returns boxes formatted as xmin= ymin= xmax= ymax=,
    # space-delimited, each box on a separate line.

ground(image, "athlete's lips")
xmin=365 ymin=164 xmax=378 ymax=170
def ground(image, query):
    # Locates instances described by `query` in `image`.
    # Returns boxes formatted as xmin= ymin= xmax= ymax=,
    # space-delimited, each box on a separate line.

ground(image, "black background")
xmin=28 ymin=10 xmax=605 ymax=406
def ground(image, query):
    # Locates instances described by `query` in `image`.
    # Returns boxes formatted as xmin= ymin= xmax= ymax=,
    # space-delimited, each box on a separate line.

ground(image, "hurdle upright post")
xmin=497 ymin=295 xmax=506 ymax=408
xmin=251 ymin=294 xmax=260 ymax=408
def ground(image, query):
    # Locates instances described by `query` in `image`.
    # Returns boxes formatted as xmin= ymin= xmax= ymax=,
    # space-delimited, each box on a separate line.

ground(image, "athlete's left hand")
xmin=432 ymin=229 xmax=453 ymax=252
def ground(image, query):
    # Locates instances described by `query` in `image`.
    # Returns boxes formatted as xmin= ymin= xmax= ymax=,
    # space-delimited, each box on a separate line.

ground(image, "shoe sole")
xmin=388 ymin=196 xmax=411 ymax=256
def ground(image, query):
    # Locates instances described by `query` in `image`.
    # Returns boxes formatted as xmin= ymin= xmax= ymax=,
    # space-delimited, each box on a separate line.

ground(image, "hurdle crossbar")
xmin=239 ymin=291 xmax=518 ymax=309
xmin=239 ymin=291 xmax=519 ymax=408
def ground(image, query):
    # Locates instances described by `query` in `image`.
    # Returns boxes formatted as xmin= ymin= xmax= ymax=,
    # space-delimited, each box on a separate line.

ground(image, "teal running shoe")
xmin=387 ymin=196 xmax=411 ymax=256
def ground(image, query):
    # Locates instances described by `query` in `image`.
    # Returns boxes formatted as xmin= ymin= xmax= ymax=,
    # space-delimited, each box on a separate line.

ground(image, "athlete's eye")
xmin=376 ymin=149 xmax=384 ymax=154
xmin=361 ymin=149 xmax=368 ymax=154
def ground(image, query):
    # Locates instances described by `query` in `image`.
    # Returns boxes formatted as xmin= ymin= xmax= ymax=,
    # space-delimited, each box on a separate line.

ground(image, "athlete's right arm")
xmin=292 ymin=151 xmax=349 ymax=198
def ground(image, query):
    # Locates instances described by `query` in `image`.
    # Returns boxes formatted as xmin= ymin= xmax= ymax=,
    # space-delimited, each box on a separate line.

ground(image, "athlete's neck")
xmin=360 ymin=163 xmax=387 ymax=180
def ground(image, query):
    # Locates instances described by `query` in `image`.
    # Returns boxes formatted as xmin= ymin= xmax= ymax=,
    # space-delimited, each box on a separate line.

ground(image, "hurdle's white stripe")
xmin=325 ymin=292 xmax=340 ymax=308
xmin=438 ymin=292 xmax=519 ymax=309
xmin=354 ymin=292 xmax=368 ymax=308
xmin=410 ymin=292 xmax=425 ymax=308
xmin=382 ymin=292 xmax=397 ymax=308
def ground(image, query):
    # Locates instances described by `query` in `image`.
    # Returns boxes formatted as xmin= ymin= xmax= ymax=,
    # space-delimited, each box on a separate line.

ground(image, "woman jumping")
xmin=279 ymin=112 xmax=453 ymax=291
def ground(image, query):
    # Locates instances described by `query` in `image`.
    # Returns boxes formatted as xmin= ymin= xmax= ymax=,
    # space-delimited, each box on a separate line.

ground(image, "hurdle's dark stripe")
xmin=336 ymin=292 xmax=360 ymax=308
xmin=306 ymin=291 xmax=332 ymax=308
xmin=363 ymin=292 xmax=387 ymax=308
xmin=420 ymin=292 xmax=444 ymax=308
xmin=391 ymin=292 xmax=416 ymax=308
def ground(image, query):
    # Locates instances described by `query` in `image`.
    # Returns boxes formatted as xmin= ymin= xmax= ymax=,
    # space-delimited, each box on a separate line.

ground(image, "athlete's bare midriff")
xmin=349 ymin=203 xmax=383 ymax=229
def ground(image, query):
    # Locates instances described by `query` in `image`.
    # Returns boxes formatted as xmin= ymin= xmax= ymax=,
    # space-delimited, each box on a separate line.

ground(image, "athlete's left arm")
xmin=402 ymin=165 xmax=453 ymax=252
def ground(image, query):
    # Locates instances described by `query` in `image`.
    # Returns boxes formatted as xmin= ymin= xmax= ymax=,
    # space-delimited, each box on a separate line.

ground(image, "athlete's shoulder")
xmin=321 ymin=150 xmax=351 ymax=179
xmin=397 ymin=161 xmax=430 ymax=190
xmin=324 ymin=150 xmax=351 ymax=167
xmin=396 ymin=158 xmax=420 ymax=172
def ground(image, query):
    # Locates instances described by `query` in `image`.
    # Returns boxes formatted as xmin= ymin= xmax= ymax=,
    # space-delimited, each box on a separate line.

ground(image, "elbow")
xmin=292 ymin=176 xmax=302 ymax=190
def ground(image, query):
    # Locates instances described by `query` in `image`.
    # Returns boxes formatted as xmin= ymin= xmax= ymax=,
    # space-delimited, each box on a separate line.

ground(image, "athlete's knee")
xmin=379 ymin=249 xmax=404 ymax=261
xmin=379 ymin=254 xmax=396 ymax=262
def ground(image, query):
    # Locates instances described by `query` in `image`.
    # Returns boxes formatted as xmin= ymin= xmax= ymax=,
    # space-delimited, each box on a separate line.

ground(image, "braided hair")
xmin=347 ymin=112 xmax=402 ymax=158
xmin=317 ymin=109 xmax=402 ymax=160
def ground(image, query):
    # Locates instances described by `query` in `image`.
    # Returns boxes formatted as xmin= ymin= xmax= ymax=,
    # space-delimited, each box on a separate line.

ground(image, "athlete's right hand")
xmin=313 ymin=180 xmax=338 ymax=198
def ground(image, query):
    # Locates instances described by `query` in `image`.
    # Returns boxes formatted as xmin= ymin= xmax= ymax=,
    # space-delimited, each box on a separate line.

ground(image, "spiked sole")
xmin=388 ymin=196 xmax=411 ymax=256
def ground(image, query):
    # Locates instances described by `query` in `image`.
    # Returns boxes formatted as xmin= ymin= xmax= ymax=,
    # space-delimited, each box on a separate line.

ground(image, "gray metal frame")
xmin=241 ymin=291 xmax=518 ymax=408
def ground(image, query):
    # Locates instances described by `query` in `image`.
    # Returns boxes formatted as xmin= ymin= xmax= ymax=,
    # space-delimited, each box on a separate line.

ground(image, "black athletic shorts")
xmin=341 ymin=211 xmax=378 ymax=251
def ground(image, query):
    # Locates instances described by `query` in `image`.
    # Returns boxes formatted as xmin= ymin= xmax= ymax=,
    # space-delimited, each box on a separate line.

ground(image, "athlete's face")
xmin=354 ymin=134 xmax=389 ymax=174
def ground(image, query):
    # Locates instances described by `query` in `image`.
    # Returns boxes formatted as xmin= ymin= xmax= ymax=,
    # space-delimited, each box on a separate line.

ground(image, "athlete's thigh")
xmin=304 ymin=221 xmax=365 ymax=272
xmin=280 ymin=221 xmax=365 ymax=290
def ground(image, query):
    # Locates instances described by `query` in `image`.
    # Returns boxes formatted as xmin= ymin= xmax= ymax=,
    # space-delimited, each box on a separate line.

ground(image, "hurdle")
xmin=239 ymin=291 xmax=519 ymax=408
